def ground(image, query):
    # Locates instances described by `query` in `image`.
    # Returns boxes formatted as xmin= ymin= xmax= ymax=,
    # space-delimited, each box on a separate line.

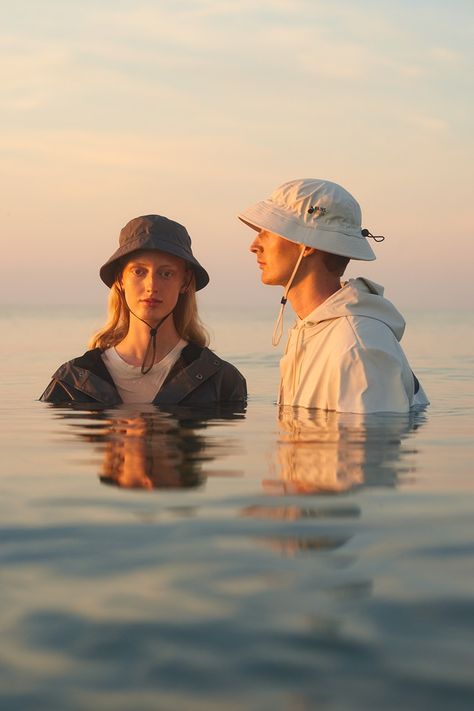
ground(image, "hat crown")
xmin=100 ymin=214 xmax=209 ymax=289
xmin=270 ymin=179 xmax=362 ymax=232
xmin=238 ymin=177 xmax=376 ymax=261
xmin=119 ymin=214 xmax=191 ymax=248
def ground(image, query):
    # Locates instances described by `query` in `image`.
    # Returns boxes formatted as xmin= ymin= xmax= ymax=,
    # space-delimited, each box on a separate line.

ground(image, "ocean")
xmin=0 ymin=304 xmax=473 ymax=710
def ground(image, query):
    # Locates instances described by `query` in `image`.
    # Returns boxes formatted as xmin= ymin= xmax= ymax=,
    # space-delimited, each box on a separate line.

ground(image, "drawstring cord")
xmin=361 ymin=228 xmax=385 ymax=242
xmin=136 ymin=309 xmax=174 ymax=374
xmin=119 ymin=276 xmax=191 ymax=374
xmin=141 ymin=323 xmax=159 ymax=375
xmin=122 ymin=293 xmax=174 ymax=374
xmin=272 ymin=244 xmax=306 ymax=347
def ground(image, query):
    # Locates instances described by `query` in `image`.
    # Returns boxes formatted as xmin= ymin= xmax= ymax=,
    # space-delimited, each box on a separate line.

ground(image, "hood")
xmin=301 ymin=277 xmax=406 ymax=341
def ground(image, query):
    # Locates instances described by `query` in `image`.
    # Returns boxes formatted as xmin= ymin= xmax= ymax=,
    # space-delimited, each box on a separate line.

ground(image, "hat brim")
xmin=100 ymin=234 xmax=209 ymax=290
xmin=238 ymin=199 xmax=376 ymax=261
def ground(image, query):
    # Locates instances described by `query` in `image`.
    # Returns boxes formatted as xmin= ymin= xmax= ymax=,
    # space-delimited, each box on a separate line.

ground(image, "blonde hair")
xmin=89 ymin=267 xmax=209 ymax=350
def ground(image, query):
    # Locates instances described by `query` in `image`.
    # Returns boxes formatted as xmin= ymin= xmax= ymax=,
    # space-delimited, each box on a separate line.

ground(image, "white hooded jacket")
xmin=279 ymin=278 xmax=429 ymax=414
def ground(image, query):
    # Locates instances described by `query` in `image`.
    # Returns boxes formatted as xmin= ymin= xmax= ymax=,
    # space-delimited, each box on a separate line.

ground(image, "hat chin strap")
xmin=140 ymin=312 xmax=174 ymax=375
xmin=122 ymin=294 xmax=175 ymax=374
xmin=272 ymin=244 xmax=306 ymax=347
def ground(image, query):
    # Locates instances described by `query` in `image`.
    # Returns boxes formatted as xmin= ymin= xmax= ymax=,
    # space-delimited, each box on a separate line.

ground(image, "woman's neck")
xmin=115 ymin=316 xmax=182 ymax=367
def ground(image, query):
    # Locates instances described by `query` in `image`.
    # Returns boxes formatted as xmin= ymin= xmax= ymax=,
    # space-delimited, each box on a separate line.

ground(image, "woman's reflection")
xmin=99 ymin=412 xmax=206 ymax=490
xmin=50 ymin=403 xmax=245 ymax=491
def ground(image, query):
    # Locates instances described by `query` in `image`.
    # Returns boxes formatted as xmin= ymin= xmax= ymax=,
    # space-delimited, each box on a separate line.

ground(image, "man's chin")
xmin=261 ymin=274 xmax=281 ymax=286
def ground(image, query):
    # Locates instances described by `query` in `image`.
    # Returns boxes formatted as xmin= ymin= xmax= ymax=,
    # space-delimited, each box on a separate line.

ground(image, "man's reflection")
xmin=265 ymin=406 xmax=427 ymax=495
xmin=243 ymin=406 xmax=426 ymax=560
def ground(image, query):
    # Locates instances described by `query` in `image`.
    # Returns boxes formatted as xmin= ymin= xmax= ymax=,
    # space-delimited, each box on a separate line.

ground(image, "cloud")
xmin=429 ymin=47 xmax=462 ymax=64
xmin=0 ymin=38 xmax=71 ymax=110
xmin=0 ymin=129 xmax=259 ymax=192
xmin=99 ymin=3 xmax=232 ymax=52
xmin=404 ymin=113 xmax=449 ymax=133
xmin=254 ymin=24 xmax=426 ymax=83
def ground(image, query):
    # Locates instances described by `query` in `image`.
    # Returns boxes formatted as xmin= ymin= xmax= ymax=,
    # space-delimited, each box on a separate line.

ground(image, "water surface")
xmin=0 ymin=305 xmax=473 ymax=710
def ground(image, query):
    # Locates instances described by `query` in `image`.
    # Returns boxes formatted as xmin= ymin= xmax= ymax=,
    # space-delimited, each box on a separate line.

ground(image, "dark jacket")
xmin=40 ymin=344 xmax=247 ymax=406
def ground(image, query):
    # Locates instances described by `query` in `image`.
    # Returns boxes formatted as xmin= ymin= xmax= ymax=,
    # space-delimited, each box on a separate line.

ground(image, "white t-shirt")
xmin=102 ymin=339 xmax=187 ymax=403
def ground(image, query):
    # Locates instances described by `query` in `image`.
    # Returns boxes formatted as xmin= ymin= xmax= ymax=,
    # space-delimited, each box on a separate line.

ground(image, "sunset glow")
xmin=1 ymin=0 xmax=472 ymax=308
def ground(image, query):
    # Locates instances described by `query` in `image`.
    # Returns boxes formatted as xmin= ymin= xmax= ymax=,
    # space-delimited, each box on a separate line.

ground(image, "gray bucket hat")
xmin=100 ymin=215 xmax=210 ymax=290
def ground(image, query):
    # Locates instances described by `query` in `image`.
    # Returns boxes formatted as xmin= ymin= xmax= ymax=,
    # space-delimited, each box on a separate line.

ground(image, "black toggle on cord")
xmin=361 ymin=228 xmax=385 ymax=242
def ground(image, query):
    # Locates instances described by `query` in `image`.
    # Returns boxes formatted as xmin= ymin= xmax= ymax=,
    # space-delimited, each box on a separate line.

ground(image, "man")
xmin=238 ymin=178 xmax=429 ymax=414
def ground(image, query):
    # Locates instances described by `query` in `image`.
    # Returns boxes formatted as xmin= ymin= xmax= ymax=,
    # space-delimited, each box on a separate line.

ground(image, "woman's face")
xmin=120 ymin=250 xmax=189 ymax=322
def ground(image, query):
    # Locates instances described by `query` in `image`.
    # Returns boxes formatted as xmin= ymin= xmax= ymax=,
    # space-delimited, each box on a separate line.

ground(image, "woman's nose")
xmin=145 ymin=273 xmax=158 ymax=292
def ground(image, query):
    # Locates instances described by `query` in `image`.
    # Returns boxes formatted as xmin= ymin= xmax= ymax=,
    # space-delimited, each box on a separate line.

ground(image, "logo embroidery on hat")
xmin=307 ymin=206 xmax=327 ymax=215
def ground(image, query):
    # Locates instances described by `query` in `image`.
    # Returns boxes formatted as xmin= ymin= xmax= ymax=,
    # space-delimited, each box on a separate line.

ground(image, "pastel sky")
xmin=1 ymin=0 xmax=473 ymax=309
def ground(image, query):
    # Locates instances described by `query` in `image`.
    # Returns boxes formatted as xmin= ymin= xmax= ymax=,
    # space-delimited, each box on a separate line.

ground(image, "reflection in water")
xmin=100 ymin=414 xmax=207 ymax=490
xmin=50 ymin=403 xmax=245 ymax=491
xmin=257 ymin=533 xmax=352 ymax=557
xmin=243 ymin=406 xmax=426 ymax=558
xmin=266 ymin=405 xmax=427 ymax=495
xmin=241 ymin=503 xmax=360 ymax=556
xmin=48 ymin=402 xmax=426 ymax=569
xmin=241 ymin=504 xmax=361 ymax=521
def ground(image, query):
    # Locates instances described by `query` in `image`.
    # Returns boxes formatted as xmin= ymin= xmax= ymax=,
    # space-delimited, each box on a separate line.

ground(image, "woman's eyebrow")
xmin=128 ymin=261 xmax=176 ymax=268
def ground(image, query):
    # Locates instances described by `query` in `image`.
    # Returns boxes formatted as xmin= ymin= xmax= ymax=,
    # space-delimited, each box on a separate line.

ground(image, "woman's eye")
xmin=131 ymin=268 xmax=145 ymax=276
xmin=160 ymin=271 xmax=173 ymax=279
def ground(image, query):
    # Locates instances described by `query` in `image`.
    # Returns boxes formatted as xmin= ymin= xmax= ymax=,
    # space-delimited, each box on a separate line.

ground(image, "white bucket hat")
xmin=238 ymin=178 xmax=376 ymax=261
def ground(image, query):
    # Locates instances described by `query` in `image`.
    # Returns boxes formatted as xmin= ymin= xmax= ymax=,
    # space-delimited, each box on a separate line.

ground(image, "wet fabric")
xmin=279 ymin=277 xmax=429 ymax=414
xmin=40 ymin=344 xmax=247 ymax=406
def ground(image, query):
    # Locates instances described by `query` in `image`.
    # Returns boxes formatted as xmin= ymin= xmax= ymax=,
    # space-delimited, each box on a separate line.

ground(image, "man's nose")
xmin=250 ymin=236 xmax=261 ymax=253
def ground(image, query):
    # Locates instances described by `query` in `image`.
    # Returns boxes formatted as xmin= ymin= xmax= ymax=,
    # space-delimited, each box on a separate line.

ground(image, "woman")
xmin=40 ymin=215 xmax=247 ymax=406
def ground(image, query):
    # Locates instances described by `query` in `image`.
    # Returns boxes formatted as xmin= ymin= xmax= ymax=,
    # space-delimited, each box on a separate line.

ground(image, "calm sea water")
xmin=0 ymin=304 xmax=473 ymax=711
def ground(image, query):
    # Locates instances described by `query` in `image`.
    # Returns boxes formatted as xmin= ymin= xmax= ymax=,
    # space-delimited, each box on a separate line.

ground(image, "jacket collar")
xmin=53 ymin=355 xmax=121 ymax=405
xmin=154 ymin=347 xmax=224 ymax=405
xmin=56 ymin=344 xmax=216 ymax=405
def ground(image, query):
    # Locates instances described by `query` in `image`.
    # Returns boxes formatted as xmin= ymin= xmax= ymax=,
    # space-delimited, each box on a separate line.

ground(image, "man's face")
xmin=250 ymin=230 xmax=303 ymax=286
